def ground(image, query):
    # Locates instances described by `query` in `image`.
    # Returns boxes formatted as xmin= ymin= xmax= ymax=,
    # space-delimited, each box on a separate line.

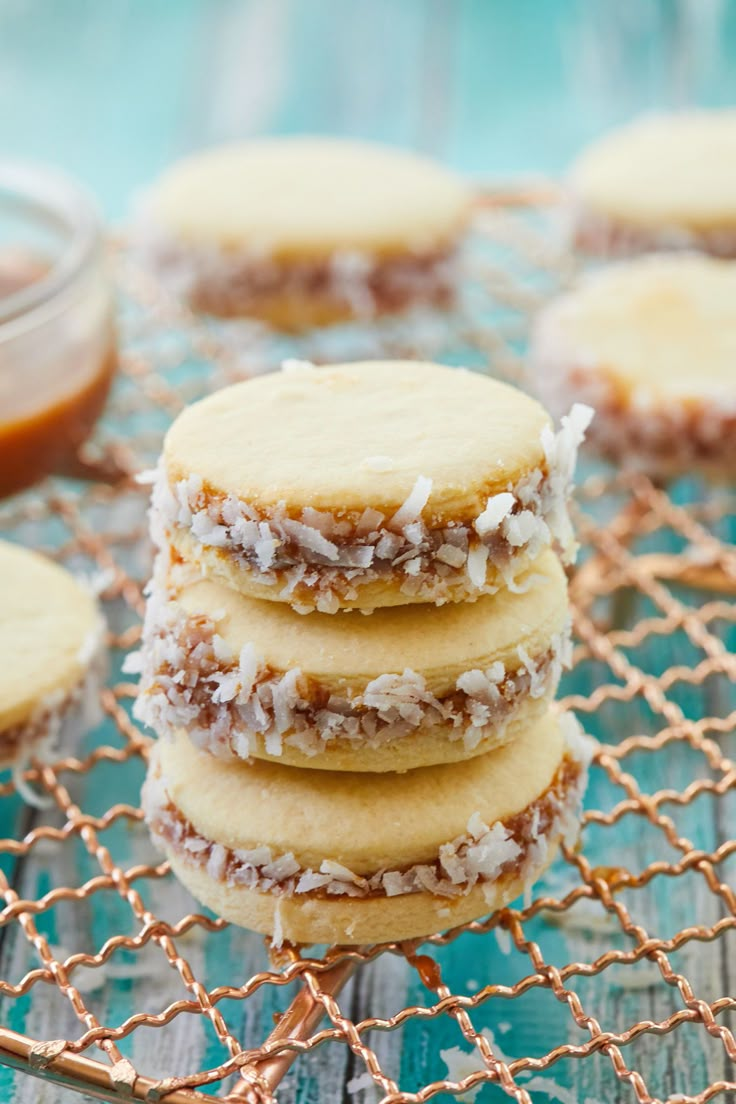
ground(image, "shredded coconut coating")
xmin=148 ymin=404 xmax=590 ymax=613
xmin=143 ymin=714 xmax=591 ymax=902
xmin=571 ymin=201 xmax=736 ymax=259
xmin=531 ymin=313 xmax=736 ymax=475
xmin=128 ymin=578 xmax=572 ymax=758
xmin=136 ymin=221 xmax=460 ymax=319
xmin=2 ymin=616 xmax=107 ymax=766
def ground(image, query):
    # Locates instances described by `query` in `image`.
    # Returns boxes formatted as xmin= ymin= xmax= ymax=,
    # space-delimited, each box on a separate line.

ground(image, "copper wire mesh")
xmin=0 ymin=189 xmax=734 ymax=1104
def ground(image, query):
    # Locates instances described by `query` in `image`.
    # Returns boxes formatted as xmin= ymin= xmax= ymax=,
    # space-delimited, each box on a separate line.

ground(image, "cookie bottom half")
xmin=167 ymin=849 xmax=556 ymax=946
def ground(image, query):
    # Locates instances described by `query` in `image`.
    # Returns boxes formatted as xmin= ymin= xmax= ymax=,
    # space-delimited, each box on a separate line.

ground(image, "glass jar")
xmin=0 ymin=162 xmax=116 ymax=498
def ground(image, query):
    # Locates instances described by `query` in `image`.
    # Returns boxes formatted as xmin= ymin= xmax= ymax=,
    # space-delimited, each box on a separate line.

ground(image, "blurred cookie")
xmin=138 ymin=137 xmax=472 ymax=328
xmin=147 ymin=360 xmax=591 ymax=613
xmin=142 ymin=711 xmax=592 ymax=946
xmin=0 ymin=540 xmax=105 ymax=772
xmin=131 ymin=549 xmax=570 ymax=771
xmin=530 ymin=254 xmax=736 ymax=475
xmin=571 ymin=111 xmax=736 ymax=257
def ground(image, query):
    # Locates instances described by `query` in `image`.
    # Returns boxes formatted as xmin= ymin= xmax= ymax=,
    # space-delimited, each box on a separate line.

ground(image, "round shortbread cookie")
xmin=530 ymin=254 xmax=736 ymax=475
xmin=149 ymin=360 xmax=590 ymax=612
xmin=571 ymin=111 xmax=736 ymax=257
xmin=143 ymin=712 xmax=592 ymax=945
xmin=138 ymin=137 xmax=472 ymax=326
xmin=0 ymin=540 xmax=105 ymax=768
xmin=132 ymin=549 xmax=570 ymax=771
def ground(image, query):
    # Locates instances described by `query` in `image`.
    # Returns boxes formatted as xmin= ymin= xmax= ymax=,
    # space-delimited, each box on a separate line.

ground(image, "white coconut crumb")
xmin=346 ymin=1071 xmax=376 ymax=1095
xmin=360 ymin=455 xmax=396 ymax=472
xmin=389 ymin=475 xmax=433 ymax=528
xmin=497 ymin=1021 xmax=512 ymax=1034
xmin=474 ymin=492 xmax=515 ymax=536
xmin=522 ymin=1075 xmax=577 ymax=1104
xmin=281 ymin=358 xmax=316 ymax=375
xmin=544 ymin=898 xmax=619 ymax=935
xmin=122 ymin=650 xmax=143 ymax=675
xmin=560 ymin=711 xmax=597 ymax=769
xmin=466 ymin=978 xmax=480 ymax=992
xmin=439 ymin=1028 xmax=513 ymax=1102
xmin=134 ymin=468 xmax=159 ymax=485
xmin=494 ymin=927 xmax=512 ymax=956
xmin=466 ymin=811 xmax=488 ymax=840
xmin=466 ymin=542 xmax=489 ymax=589
xmin=516 ymin=645 xmax=546 ymax=699
xmin=45 ymin=945 xmax=108 ymax=995
xmin=75 ymin=568 xmax=115 ymax=598
xmin=271 ymin=899 xmax=284 ymax=949
xmin=610 ymin=962 xmax=662 ymax=990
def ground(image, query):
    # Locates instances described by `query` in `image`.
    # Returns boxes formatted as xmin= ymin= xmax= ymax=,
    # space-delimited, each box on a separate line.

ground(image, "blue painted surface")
xmin=2 ymin=1 xmax=736 ymax=217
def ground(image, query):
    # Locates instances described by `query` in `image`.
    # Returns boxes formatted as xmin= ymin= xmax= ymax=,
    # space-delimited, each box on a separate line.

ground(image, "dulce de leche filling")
xmin=143 ymin=748 xmax=587 ymax=902
xmin=146 ymin=403 xmax=590 ymax=613
xmin=129 ymin=586 xmax=572 ymax=757
xmin=143 ymin=231 xmax=460 ymax=320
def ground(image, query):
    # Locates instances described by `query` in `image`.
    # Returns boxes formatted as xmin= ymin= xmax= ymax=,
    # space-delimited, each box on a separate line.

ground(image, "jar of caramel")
xmin=0 ymin=163 xmax=116 ymax=497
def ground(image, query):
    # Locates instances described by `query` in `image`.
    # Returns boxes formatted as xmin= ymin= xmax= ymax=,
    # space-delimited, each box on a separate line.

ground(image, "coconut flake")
xmin=271 ymin=899 xmax=284 ymax=949
xmin=389 ymin=475 xmax=432 ymax=528
xmin=474 ymin=492 xmax=515 ymax=536
xmin=466 ymin=542 xmax=489 ymax=589
xmin=282 ymin=519 xmax=340 ymax=562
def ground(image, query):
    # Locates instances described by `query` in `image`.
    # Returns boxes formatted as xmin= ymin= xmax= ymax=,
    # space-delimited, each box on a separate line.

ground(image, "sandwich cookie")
xmin=142 ymin=711 xmax=593 ymax=946
xmin=530 ymin=254 xmax=736 ymax=476
xmin=571 ymin=111 xmax=736 ymax=257
xmin=0 ymin=540 xmax=105 ymax=774
xmin=130 ymin=550 xmax=570 ymax=772
xmin=147 ymin=360 xmax=592 ymax=613
xmin=137 ymin=137 xmax=472 ymax=328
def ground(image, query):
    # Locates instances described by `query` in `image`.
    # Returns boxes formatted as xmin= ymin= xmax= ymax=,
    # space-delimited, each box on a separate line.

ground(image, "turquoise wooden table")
xmin=0 ymin=4 xmax=734 ymax=1102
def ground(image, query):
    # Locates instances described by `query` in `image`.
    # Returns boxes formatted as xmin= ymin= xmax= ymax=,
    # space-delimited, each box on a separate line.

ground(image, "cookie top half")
xmin=571 ymin=111 xmax=736 ymax=231
xmin=163 ymin=361 xmax=551 ymax=520
xmin=0 ymin=540 xmax=100 ymax=732
xmin=145 ymin=137 xmax=472 ymax=258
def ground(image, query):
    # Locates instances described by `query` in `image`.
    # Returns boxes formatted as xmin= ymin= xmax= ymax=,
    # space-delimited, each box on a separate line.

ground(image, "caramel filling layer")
xmin=141 ymin=231 xmax=459 ymax=319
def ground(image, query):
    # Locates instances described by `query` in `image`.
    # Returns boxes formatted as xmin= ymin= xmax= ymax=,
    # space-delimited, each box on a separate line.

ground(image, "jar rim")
xmin=0 ymin=161 xmax=103 ymax=331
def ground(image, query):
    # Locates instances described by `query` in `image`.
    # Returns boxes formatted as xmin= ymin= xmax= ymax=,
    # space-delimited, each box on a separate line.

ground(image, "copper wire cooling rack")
xmin=0 ymin=190 xmax=735 ymax=1104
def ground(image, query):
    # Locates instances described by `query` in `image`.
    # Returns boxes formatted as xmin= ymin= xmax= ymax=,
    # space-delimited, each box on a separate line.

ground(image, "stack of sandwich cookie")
xmin=134 ymin=360 xmax=593 ymax=945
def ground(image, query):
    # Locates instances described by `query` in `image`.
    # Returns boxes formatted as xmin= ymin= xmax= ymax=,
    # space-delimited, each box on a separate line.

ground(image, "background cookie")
xmin=530 ymin=254 xmax=736 ymax=476
xmin=150 ymin=360 xmax=591 ymax=612
xmin=143 ymin=711 xmax=592 ymax=946
xmin=571 ymin=111 xmax=736 ymax=257
xmin=138 ymin=137 xmax=472 ymax=327
xmin=133 ymin=549 xmax=570 ymax=771
xmin=0 ymin=540 xmax=105 ymax=771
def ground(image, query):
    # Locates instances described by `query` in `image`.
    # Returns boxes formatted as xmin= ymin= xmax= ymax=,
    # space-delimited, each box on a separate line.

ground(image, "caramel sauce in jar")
xmin=0 ymin=167 xmax=117 ymax=498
